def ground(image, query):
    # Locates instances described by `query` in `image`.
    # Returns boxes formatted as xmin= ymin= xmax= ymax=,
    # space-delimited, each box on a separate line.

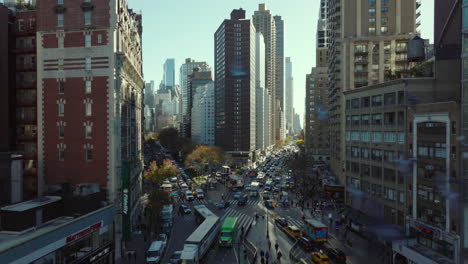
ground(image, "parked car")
xmin=179 ymin=204 xmax=191 ymax=214
xmin=275 ymin=217 xmax=288 ymax=227
xmin=216 ymin=200 xmax=230 ymax=209
xmin=323 ymin=248 xmax=346 ymax=264
xmin=168 ymin=250 xmax=182 ymax=264
xmin=311 ymin=251 xmax=331 ymax=264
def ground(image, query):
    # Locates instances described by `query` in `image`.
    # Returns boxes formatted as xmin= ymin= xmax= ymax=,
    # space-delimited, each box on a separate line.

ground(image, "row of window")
xmin=368 ymin=0 xmax=389 ymax=6
xmin=58 ymin=148 xmax=93 ymax=161
xmin=58 ymin=101 xmax=92 ymax=116
xmin=58 ymin=80 xmax=92 ymax=94
xmin=369 ymin=7 xmax=389 ymax=15
xmin=349 ymin=178 xmax=405 ymax=203
xmin=346 ymin=91 xmax=405 ymax=109
xmin=346 ymin=131 xmax=405 ymax=143
xmin=346 ymin=112 xmax=404 ymax=126
xmin=57 ymin=11 xmax=92 ymax=27
xmin=349 ymin=147 xmax=400 ymax=162
xmin=58 ymin=124 xmax=92 ymax=139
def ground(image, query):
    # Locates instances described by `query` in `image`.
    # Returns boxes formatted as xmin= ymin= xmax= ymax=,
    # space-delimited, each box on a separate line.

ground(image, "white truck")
xmin=180 ymin=216 xmax=220 ymax=264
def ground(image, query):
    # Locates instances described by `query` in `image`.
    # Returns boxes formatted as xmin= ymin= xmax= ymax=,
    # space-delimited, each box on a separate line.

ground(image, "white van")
xmin=146 ymin=240 xmax=165 ymax=263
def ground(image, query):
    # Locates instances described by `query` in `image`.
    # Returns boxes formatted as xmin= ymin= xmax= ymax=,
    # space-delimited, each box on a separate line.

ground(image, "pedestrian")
xmin=260 ymin=250 xmax=265 ymax=258
xmin=277 ymin=251 xmax=282 ymax=262
xmin=134 ymin=251 xmax=137 ymax=261
xmin=268 ymin=239 xmax=271 ymax=249
xmin=274 ymin=242 xmax=279 ymax=252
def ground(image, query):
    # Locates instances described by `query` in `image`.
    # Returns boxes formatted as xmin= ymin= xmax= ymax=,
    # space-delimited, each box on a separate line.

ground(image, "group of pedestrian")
xmin=259 ymin=241 xmax=283 ymax=264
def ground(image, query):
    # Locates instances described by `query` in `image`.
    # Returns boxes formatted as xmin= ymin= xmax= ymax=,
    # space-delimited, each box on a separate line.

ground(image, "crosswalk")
xmin=220 ymin=207 xmax=255 ymax=232
xmin=285 ymin=216 xmax=304 ymax=229
xmin=189 ymin=198 xmax=261 ymax=206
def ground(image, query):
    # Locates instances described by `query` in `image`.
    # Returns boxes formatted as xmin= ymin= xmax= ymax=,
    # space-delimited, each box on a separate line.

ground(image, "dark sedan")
xmin=275 ymin=217 xmax=288 ymax=227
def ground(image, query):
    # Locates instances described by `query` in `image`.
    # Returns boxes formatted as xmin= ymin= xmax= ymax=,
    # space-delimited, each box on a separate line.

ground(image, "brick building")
xmin=35 ymin=0 xmax=144 ymax=254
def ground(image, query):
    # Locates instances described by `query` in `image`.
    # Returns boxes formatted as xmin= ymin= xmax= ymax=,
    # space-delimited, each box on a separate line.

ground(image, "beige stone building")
xmin=328 ymin=0 xmax=420 ymax=184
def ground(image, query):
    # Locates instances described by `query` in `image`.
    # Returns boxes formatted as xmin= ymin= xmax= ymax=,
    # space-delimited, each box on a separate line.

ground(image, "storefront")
xmin=0 ymin=205 xmax=115 ymax=264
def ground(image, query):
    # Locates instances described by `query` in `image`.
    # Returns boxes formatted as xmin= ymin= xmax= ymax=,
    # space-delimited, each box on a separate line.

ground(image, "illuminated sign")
xmin=414 ymin=220 xmax=442 ymax=239
xmin=66 ymin=221 xmax=103 ymax=243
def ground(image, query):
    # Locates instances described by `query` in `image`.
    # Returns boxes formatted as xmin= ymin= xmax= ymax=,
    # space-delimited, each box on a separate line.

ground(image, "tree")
xmin=295 ymin=140 xmax=305 ymax=147
xmin=185 ymin=145 xmax=225 ymax=176
xmin=144 ymin=132 xmax=158 ymax=142
xmin=275 ymin=139 xmax=284 ymax=149
xmin=142 ymin=189 xmax=171 ymax=238
xmin=158 ymin=127 xmax=180 ymax=150
xmin=144 ymin=159 xmax=181 ymax=184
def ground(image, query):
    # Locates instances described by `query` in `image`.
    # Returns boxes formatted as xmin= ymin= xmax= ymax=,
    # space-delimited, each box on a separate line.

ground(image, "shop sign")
xmin=66 ymin=221 xmax=103 ymax=243
xmin=414 ymin=220 xmax=442 ymax=239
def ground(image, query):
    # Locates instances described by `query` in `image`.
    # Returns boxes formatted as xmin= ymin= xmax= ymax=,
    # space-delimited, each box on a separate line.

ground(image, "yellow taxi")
xmin=285 ymin=225 xmax=301 ymax=237
xmin=311 ymin=251 xmax=331 ymax=264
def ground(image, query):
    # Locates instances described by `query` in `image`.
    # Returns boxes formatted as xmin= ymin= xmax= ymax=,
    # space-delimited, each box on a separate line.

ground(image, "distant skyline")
xmin=126 ymin=0 xmax=434 ymax=122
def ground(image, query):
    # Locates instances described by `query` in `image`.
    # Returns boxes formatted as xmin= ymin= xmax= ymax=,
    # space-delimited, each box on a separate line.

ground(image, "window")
xmin=58 ymin=102 xmax=65 ymax=116
xmin=351 ymin=99 xmax=360 ymax=109
xmin=85 ymin=80 xmax=91 ymax=94
xmin=372 ymin=113 xmax=382 ymax=125
xmin=384 ymin=93 xmax=396 ymax=105
xmin=361 ymin=148 xmax=370 ymax=159
xmin=381 ymin=0 xmax=389 ymax=5
xmin=85 ymin=102 xmax=92 ymax=116
xmin=84 ymin=11 xmax=92 ymax=25
xmin=372 ymin=95 xmax=382 ymax=106
xmin=351 ymin=147 xmax=360 ymax=158
xmin=369 ymin=9 xmax=376 ymax=15
xmin=361 ymin=131 xmax=370 ymax=142
xmin=361 ymin=97 xmax=370 ymax=107
xmin=346 ymin=131 xmax=351 ymax=141
xmin=85 ymin=149 xmax=93 ymax=161
xmin=384 ymin=151 xmax=395 ymax=162
xmin=58 ymin=0 xmax=64 ymax=4
xmin=57 ymin=14 xmax=64 ymax=27
xmin=381 ymin=26 xmax=388 ymax=33
xmin=361 ymin=115 xmax=370 ymax=125
xmin=59 ymin=149 xmax=65 ymax=161
xmin=368 ymin=0 xmax=376 ymax=6
xmin=97 ymin=34 xmax=102 ymax=44
xmin=18 ymin=19 xmax=24 ymax=32
xmin=369 ymin=18 xmax=376 ymax=24
xmin=351 ymin=131 xmax=360 ymax=141
xmin=372 ymin=132 xmax=382 ymax=142
xmin=85 ymin=125 xmax=92 ymax=139
xmin=369 ymin=27 xmax=376 ymax=35
xmin=59 ymin=125 xmax=65 ymax=138
xmin=58 ymin=81 xmax=65 ymax=94
xmin=398 ymin=111 xmax=404 ymax=126
xmin=371 ymin=149 xmax=382 ymax=161
xmin=384 ymin=132 xmax=396 ymax=143
xmin=384 ymin=112 xmax=395 ymax=125
xmin=381 ymin=7 xmax=389 ymax=14
xmin=381 ymin=17 xmax=388 ymax=26
xmin=398 ymin=91 xmax=405 ymax=104
xmin=86 ymin=57 xmax=91 ymax=70
xmin=398 ymin=132 xmax=405 ymax=144
xmin=85 ymin=35 xmax=91 ymax=47
xmin=372 ymin=166 xmax=382 ymax=179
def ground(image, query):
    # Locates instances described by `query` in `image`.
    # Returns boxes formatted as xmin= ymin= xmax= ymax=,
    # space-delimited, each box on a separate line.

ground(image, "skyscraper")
xmin=179 ymin=58 xmax=210 ymax=136
xmin=187 ymin=70 xmax=212 ymax=138
xmin=191 ymin=79 xmax=215 ymax=146
xmin=215 ymin=8 xmax=256 ymax=165
xmin=285 ymin=57 xmax=293 ymax=136
xmin=327 ymin=0 xmax=419 ymax=183
xmin=253 ymin=3 xmax=277 ymax=143
xmin=163 ymin=58 xmax=175 ymax=93
xmin=255 ymin=32 xmax=267 ymax=151
xmin=274 ymin=15 xmax=285 ymax=138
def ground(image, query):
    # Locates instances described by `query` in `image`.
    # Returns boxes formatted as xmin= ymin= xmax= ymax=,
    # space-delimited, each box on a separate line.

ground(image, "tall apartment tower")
xmin=36 ymin=0 xmax=144 ymax=252
xmin=285 ymin=57 xmax=294 ymax=135
xmin=274 ymin=15 xmax=285 ymax=138
xmin=187 ymin=70 xmax=212 ymax=138
xmin=179 ymin=58 xmax=210 ymax=136
xmin=163 ymin=58 xmax=175 ymax=93
xmin=327 ymin=0 xmax=419 ymax=183
xmin=215 ymin=9 xmax=256 ymax=165
xmin=253 ymin=3 xmax=277 ymax=143
xmin=191 ymin=78 xmax=215 ymax=146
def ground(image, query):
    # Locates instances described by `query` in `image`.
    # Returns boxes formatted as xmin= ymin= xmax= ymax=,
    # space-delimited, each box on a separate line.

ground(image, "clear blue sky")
xmin=128 ymin=0 xmax=434 ymax=123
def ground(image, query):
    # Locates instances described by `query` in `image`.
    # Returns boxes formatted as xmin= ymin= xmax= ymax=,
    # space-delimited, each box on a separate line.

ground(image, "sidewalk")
xmin=117 ymin=230 xmax=149 ymax=264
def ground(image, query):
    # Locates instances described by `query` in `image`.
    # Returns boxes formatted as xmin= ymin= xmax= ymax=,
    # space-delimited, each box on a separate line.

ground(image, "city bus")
xmin=194 ymin=205 xmax=217 ymax=225
xmin=181 ymin=216 xmax=220 ymax=264
xmin=219 ymin=217 xmax=238 ymax=247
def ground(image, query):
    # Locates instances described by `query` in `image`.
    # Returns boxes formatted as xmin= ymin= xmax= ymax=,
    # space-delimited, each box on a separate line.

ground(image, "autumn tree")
xmin=144 ymin=159 xmax=181 ymax=184
xmin=295 ymin=139 xmax=305 ymax=147
xmin=184 ymin=145 xmax=225 ymax=176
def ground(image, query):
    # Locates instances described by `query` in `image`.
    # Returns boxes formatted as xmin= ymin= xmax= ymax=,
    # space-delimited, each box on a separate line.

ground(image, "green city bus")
xmin=219 ymin=217 xmax=238 ymax=247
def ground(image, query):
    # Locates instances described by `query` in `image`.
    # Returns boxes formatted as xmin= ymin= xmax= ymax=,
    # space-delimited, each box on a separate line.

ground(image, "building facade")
xmin=253 ymin=3 xmax=277 ymax=143
xmin=327 ymin=0 xmax=420 ymax=185
xmin=179 ymin=58 xmax=210 ymax=136
xmin=214 ymin=8 xmax=256 ymax=165
xmin=255 ymin=32 xmax=268 ymax=151
xmin=163 ymin=58 xmax=175 ymax=93
xmin=285 ymin=57 xmax=293 ymax=136
xmin=191 ymin=81 xmax=215 ymax=146
xmin=274 ymin=15 xmax=285 ymax=139
xmin=188 ymin=70 xmax=212 ymax=139
xmin=35 ymin=0 xmax=144 ymax=254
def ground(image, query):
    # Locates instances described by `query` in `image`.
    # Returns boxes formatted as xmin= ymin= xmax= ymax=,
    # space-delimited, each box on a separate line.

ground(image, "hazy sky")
xmin=128 ymin=0 xmax=434 ymax=123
